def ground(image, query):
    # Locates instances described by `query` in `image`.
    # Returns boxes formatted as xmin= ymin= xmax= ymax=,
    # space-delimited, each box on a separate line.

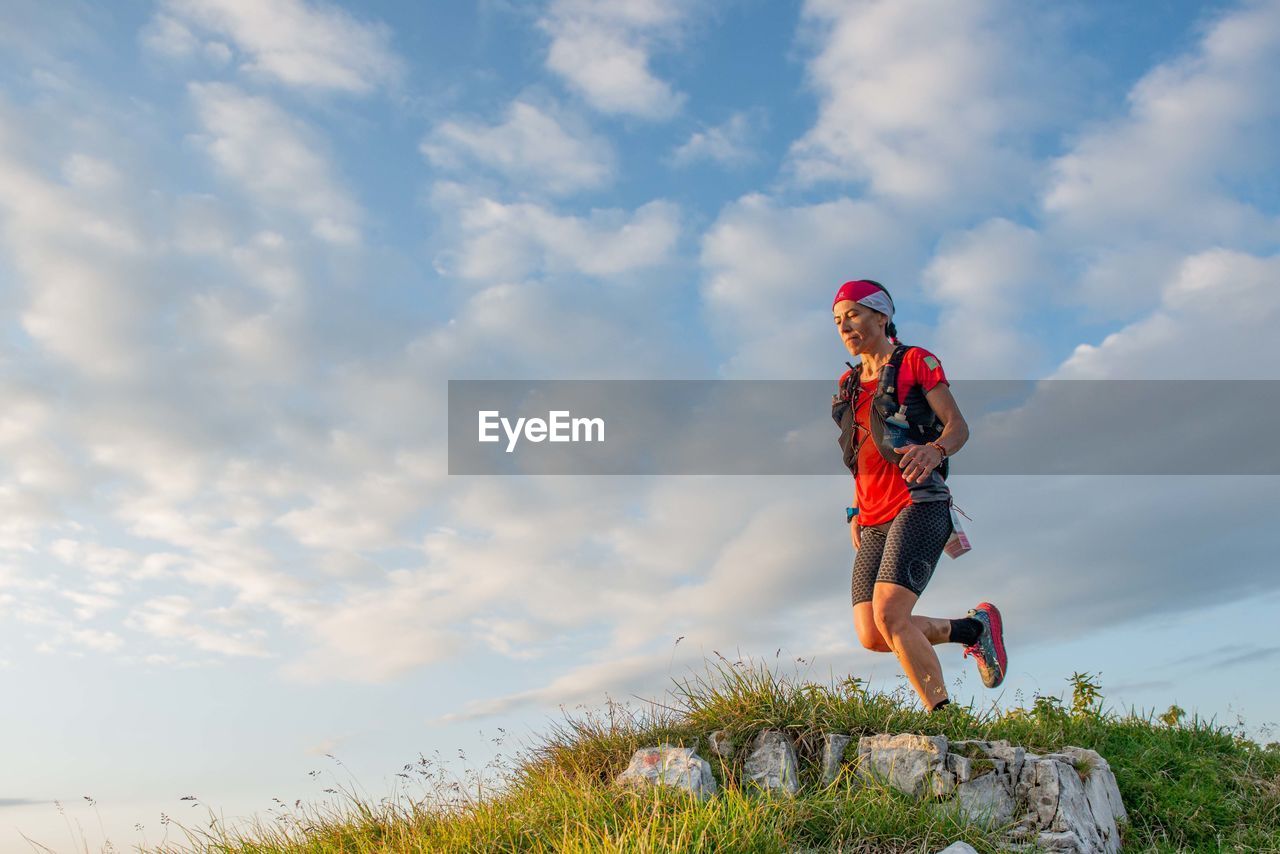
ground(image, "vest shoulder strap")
xmin=878 ymin=343 xmax=912 ymax=399
xmin=888 ymin=343 xmax=911 ymax=372
xmin=838 ymin=361 xmax=861 ymax=399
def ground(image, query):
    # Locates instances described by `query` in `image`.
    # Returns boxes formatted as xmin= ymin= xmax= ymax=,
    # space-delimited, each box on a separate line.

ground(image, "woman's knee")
xmin=872 ymin=600 xmax=912 ymax=639
xmin=853 ymin=605 xmax=892 ymax=652
xmin=857 ymin=628 xmax=892 ymax=653
xmin=859 ymin=634 xmax=893 ymax=653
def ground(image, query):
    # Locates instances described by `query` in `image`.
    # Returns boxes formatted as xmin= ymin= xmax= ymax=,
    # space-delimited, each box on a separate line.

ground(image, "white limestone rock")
xmin=1061 ymin=745 xmax=1129 ymax=830
xmin=933 ymin=752 xmax=975 ymax=799
xmin=857 ymin=733 xmax=948 ymax=798
xmin=820 ymin=733 xmax=851 ymax=786
xmin=615 ymin=744 xmax=718 ymax=801
xmin=1014 ymin=749 xmax=1125 ymax=854
xmin=949 ymin=740 xmax=1020 ymax=825
xmin=743 ymin=730 xmax=800 ymax=797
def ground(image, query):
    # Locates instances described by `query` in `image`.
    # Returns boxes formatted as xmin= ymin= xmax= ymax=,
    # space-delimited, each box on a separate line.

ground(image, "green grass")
xmin=152 ymin=660 xmax=1280 ymax=853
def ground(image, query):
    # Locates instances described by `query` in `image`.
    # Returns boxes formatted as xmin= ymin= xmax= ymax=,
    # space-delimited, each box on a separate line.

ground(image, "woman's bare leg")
xmin=872 ymin=582 xmax=949 ymax=709
xmin=854 ymin=601 xmax=952 ymax=650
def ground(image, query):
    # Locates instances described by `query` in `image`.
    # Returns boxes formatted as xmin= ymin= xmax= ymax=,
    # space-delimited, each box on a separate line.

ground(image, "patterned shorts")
xmin=851 ymin=500 xmax=953 ymax=604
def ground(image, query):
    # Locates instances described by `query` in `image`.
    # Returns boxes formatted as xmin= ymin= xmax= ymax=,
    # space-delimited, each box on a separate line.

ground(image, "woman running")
xmin=830 ymin=279 xmax=1006 ymax=711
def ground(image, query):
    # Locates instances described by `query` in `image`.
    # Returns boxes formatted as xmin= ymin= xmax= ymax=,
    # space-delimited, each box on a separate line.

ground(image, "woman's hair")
xmin=859 ymin=279 xmax=898 ymax=342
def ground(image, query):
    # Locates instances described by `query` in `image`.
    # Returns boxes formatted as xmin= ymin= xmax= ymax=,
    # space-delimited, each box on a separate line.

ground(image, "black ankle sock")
xmin=949 ymin=617 xmax=983 ymax=646
xmin=930 ymin=698 xmax=951 ymax=712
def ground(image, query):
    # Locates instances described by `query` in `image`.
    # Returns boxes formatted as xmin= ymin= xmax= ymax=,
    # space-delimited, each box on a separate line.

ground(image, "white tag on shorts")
xmin=944 ymin=503 xmax=971 ymax=559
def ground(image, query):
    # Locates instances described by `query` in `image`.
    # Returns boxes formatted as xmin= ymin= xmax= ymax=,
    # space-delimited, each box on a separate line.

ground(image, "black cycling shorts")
xmin=851 ymin=500 xmax=952 ymax=605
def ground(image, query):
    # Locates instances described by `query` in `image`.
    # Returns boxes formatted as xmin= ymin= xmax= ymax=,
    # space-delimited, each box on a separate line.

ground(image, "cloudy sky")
xmin=2 ymin=0 xmax=1280 ymax=848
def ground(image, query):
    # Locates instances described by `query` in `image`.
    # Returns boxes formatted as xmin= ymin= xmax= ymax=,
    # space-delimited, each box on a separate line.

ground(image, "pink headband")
xmin=832 ymin=280 xmax=894 ymax=319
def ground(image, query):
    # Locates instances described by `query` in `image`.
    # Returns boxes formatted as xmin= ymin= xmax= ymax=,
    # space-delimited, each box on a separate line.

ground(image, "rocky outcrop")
xmin=614 ymin=730 xmax=1127 ymax=852
xmin=1006 ymin=746 xmax=1127 ymax=852
xmin=860 ymin=736 xmax=1126 ymax=853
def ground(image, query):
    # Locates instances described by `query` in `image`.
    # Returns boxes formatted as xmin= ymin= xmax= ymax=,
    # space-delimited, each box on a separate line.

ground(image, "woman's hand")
xmin=850 ymin=519 xmax=861 ymax=550
xmin=894 ymin=443 xmax=944 ymax=484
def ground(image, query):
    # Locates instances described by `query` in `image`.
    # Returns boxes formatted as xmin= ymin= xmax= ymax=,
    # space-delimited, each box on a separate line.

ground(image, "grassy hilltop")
xmin=155 ymin=659 xmax=1280 ymax=853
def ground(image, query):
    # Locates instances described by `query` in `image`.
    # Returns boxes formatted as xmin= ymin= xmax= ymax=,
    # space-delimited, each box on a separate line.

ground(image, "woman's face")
xmin=833 ymin=299 xmax=887 ymax=356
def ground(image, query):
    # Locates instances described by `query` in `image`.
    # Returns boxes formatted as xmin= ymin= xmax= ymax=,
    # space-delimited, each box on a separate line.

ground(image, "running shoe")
xmin=963 ymin=602 xmax=1007 ymax=688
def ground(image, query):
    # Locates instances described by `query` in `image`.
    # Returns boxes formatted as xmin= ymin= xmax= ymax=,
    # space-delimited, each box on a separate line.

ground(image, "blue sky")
xmin=2 ymin=0 xmax=1280 ymax=849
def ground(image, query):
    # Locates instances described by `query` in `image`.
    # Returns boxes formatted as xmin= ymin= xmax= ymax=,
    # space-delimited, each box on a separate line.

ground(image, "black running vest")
xmin=831 ymin=344 xmax=951 ymax=502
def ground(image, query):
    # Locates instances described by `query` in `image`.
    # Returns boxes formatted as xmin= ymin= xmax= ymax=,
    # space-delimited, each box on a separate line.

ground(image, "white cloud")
xmin=0 ymin=375 xmax=82 ymax=516
xmin=127 ymin=595 xmax=268 ymax=657
xmin=468 ymin=615 xmax=547 ymax=660
xmin=703 ymin=195 xmax=897 ymax=317
xmin=921 ymin=218 xmax=1049 ymax=378
xmin=112 ymin=497 xmax=307 ymax=605
xmin=1036 ymin=1 xmax=1280 ymax=317
xmin=424 ymin=476 xmax=852 ymax=665
xmin=1055 ymin=249 xmax=1280 ymax=380
xmin=0 ymin=143 xmax=156 ymax=379
xmin=61 ymin=154 xmax=122 ymax=192
xmin=433 ymin=653 xmax=671 ymax=723
xmin=539 ymin=0 xmax=692 ymax=119
xmin=606 ymin=489 xmax=844 ymax=647
xmin=433 ymin=186 xmax=680 ymax=281
xmin=189 ymin=82 xmax=362 ymax=244
xmin=8 ymin=594 xmax=126 ymax=652
xmin=140 ymin=14 xmax=201 ymax=58
xmin=0 ymin=27 xmax=698 ymax=684
xmin=61 ymin=590 xmax=118 ymax=621
xmin=204 ymin=40 xmax=233 ymax=65
xmin=67 ymin=627 xmax=125 ymax=652
xmin=423 ymin=100 xmax=615 ymax=196
xmin=48 ymin=539 xmax=138 ymax=578
xmin=285 ymin=477 xmax=768 ymax=689
xmin=1044 ymin=1 xmax=1280 ymax=244
xmin=282 ymin=577 xmax=464 ymax=682
xmin=274 ymin=470 xmax=422 ymax=552
xmin=670 ymin=111 xmax=761 ymax=169
xmin=427 ymin=478 xmax=909 ymax=724
xmin=154 ymin=0 xmax=402 ymax=93
xmin=790 ymin=0 xmax=1060 ymax=209
xmin=699 ymin=193 xmax=918 ymax=377
xmin=18 ymin=257 xmax=147 ymax=379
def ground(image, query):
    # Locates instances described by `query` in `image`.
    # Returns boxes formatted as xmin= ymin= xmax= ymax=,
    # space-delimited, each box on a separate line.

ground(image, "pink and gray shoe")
xmin=963 ymin=602 xmax=1007 ymax=688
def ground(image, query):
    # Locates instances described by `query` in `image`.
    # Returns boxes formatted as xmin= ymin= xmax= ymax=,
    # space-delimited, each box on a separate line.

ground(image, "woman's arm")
xmin=896 ymin=383 xmax=970 ymax=483
xmin=925 ymin=383 xmax=969 ymax=457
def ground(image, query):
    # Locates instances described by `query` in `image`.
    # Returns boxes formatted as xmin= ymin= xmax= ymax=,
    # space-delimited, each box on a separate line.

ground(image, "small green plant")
xmin=1159 ymin=704 xmax=1186 ymax=728
xmin=1031 ymin=692 xmax=1069 ymax=724
xmin=838 ymin=675 xmax=867 ymax=700
xmin=1069 ymin=671 xmax=1103 ymax=718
